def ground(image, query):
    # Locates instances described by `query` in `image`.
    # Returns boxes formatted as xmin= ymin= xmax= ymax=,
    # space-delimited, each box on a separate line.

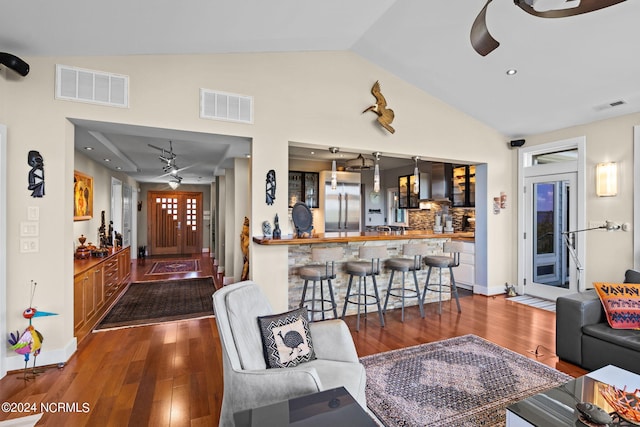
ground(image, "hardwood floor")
xmin=0 ymin=254 xmax=585 ymax=426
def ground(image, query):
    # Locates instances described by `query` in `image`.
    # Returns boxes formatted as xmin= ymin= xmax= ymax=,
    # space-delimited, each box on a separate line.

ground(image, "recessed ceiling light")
xmin=310 ymin=151 xmax=315 ymax=155
xmin=84 ymin=146 xmax=93 ymax=151
xmin=506 ymin=69 xmax=517 ymax=76
xmin=115 ymin=166 xmax=122 ymax=170
xmin=104 ymin=158 xmax=111 ymax=162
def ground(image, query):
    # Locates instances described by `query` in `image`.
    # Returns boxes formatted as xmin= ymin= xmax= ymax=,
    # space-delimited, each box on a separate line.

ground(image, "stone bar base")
xmin=287 ymin=238 xmax=453 ymax=319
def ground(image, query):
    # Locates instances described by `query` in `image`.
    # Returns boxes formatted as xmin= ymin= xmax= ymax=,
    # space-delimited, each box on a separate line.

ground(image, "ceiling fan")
xmin=471 ymin=0 xmax=627 ymax=56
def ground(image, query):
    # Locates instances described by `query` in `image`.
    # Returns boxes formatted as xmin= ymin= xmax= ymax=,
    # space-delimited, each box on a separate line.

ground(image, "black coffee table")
xmin=233 ymin=387 xmax=377 ymax=427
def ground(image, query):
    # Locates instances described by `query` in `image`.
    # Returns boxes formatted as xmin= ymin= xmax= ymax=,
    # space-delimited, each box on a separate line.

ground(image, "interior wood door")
xmin=148 ymin=191 xmax=203 ymax=255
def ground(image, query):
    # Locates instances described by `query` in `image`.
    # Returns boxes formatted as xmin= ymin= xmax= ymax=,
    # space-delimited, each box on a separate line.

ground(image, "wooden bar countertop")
xmin=253 ymin=230 xmax=475 ymax=245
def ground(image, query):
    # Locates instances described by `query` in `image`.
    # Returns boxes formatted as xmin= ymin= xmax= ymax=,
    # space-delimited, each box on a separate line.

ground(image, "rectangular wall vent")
xmin=200 ymin=89 xmax=253 ymax=124
xmin=55 ymin=64 xmax=129 ymax=108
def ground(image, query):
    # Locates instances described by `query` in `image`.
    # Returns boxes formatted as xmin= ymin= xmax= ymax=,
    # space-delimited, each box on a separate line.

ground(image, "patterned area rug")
xmin=95 ymin=277 xmax=214 ymax=330
xmin=360 ymin=334 xmax=571 ymax=426
xmin=147 ymin=259 xmax=200 ymax=275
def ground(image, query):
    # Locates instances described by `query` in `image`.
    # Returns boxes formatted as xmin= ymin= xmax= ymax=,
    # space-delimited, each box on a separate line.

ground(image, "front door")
xmin=148 ymin=191 xmax=202 ymax=255
xmin=524 ymin=172 xmax=577 ymax=299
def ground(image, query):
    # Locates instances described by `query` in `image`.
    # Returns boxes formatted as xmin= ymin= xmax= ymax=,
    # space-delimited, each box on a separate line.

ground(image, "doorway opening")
xmin=518 ymin=137 xmax=586 ymax=300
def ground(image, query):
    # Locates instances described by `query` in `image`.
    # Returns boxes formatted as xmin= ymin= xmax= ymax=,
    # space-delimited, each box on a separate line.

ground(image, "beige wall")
xmin=3 ymin=51 xmax=516 ymax=371
xmin=520 ymin=113 xmax=639 ymax=285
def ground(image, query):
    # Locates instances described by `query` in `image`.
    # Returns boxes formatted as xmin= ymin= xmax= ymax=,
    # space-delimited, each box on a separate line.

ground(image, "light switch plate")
xmin=20 ymin=221 xmax=39 ymax=237
xmin=27 ymin=206 xmax=40 ymax=221
xmin=20 ymin=238 xmax=39 ymax=253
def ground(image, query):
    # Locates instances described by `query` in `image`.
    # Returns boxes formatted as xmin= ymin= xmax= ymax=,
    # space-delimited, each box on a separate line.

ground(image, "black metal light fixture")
xmin=0 ymin=52 xmax=29 ymax=76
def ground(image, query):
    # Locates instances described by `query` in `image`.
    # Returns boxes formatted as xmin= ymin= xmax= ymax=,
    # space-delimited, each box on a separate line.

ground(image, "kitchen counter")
xmin=253 ymin=230 xmax=474 ymax=245
xmin=261 ymin=231 xmax=474 ymax=315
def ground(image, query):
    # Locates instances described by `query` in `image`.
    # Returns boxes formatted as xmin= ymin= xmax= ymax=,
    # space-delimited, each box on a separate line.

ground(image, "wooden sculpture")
xmin=240 ymin=217 xmax=250 ymax=280
xmin=363 ymin=81 xmax=395 ymax=134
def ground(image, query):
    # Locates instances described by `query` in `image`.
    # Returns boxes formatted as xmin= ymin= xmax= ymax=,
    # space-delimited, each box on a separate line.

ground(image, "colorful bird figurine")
xmin=8 ymin=326 xmax=43 ymax=380
xmin=363 ymin=80 xmax=395 ymax=134
xmin=6 ymin=281 xmax=56 ymax=380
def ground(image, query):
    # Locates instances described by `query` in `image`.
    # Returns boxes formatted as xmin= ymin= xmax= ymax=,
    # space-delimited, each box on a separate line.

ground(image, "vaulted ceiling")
xmin=2 ymin=0 xmax=638 ymax=183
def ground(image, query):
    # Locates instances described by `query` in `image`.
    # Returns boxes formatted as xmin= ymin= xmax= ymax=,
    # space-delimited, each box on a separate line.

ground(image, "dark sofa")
xmin=555 ymin=269 xmax=640 ymax=374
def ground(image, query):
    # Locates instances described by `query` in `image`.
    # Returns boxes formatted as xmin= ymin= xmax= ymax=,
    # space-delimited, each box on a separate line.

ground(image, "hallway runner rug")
xmin=147 ymin=259 xmax=200 ymax=275
xmin=95 ymin=277 xmax=214 ymax=330
xmin=360 ymin=334 xmax=571 ymax=426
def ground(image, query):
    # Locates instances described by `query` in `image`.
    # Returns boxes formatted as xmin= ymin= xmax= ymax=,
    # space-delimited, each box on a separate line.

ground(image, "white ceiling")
xmin=2 ymin=0 xmax=638 ymax=182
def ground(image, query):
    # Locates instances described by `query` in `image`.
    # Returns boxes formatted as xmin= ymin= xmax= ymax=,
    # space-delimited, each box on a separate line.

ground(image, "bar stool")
xmin=383 ymin=243 xmax=427 ymax=321
xmin=421 ymin=241 xmax=463 ymax=314
xmin=342 ymin=245 xmax=386 ymax=331
xmin=298 ymin=247 xmax=343 ymax=321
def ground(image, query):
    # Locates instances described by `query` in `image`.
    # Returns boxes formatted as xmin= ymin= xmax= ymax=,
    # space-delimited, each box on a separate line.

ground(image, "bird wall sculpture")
xmin=363 ymin=81 xmax=395 ymax=134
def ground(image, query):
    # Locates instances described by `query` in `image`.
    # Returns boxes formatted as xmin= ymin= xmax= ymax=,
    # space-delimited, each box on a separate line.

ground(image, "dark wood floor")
xmin=0 ymin=254 xmax=585 ymax=426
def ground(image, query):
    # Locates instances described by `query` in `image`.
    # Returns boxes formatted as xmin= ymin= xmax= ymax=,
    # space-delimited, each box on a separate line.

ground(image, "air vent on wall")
xmin=55 ymin=64 xmax=129 ymax=108
xmin=200 ymin=89 xmax=253 ymax=124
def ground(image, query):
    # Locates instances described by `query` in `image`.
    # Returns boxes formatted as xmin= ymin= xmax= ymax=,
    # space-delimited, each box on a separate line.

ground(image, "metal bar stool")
xmin=299 ymin=247 xmax=343 ymax=321
xmin=383 ymin=243 xmax=427 ymax=321
xmin=421 ymin=241 xmax=463 ymax=314
xmin=342 ymin=245 xmax=386 ymax=331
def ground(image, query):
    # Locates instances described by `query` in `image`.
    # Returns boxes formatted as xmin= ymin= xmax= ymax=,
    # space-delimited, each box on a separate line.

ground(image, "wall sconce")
xmin=596 ymin=162 xmax=617 ymax=197
xmin=329 ymin=147 xmax=339 ymax=190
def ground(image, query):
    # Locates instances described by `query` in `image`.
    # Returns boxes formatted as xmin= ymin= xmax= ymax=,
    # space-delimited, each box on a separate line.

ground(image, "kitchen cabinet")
xmin=288 ymin=171 xmax=319 ymax=208
xmin=452 ymin=165 xmax=475 ymax=207
xmin=455 ymin=241 xmax=475 ymax=290
xmin=398 ymin=174 xmax=419 ymax=209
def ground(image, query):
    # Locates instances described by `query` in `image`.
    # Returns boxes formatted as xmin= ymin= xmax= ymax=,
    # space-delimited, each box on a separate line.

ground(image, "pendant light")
xmin=412 ymin=156 xmax=420 ymax=194
xmin=329 ymin=147 xmax=339 ymax=190
xmin=373 ymin=152 xmax=381 ymax=193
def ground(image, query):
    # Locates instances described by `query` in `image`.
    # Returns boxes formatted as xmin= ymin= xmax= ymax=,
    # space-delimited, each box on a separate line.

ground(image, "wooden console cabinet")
xmin=74 ymin=246 xmax=131 ymax=341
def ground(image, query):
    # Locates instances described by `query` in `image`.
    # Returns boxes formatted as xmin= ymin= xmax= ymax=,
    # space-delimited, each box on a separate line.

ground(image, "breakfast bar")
xmin=254 ymin=230 xmax=474 ymax=317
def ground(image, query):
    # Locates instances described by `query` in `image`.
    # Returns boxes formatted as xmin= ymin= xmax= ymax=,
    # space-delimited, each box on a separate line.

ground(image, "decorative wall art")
xmin=266 ymin=169 xmax=276 ymax=205
xmin=27 ymin=150 xmax=44 ymax=198
xmin=363 ymin=81 xmax=395 ymax=134
xmin=73 ymin=171 xmax=93 ymax=221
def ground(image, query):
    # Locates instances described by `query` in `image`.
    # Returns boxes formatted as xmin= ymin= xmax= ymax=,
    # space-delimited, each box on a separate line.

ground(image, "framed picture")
xmin=74 ymin=171 xmax=93 ymax=221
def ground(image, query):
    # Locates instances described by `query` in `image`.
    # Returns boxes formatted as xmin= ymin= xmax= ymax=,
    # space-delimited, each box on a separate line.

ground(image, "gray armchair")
xmin=212 ymin=280 xmax=367 ymax=426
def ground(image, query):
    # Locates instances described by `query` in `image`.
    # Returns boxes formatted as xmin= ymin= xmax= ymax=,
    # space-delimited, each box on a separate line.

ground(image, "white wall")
xmin=2 ymin=51 xmax=513 ymax=372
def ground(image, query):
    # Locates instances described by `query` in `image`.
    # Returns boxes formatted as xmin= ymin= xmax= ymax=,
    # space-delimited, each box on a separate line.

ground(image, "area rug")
xmin=147 ymin=259 xmax=200 ymax=275
xmin=95 ymin=277 xmax=214 ymax=330
xmin=360 ymin=334 xmax=571 ymax=426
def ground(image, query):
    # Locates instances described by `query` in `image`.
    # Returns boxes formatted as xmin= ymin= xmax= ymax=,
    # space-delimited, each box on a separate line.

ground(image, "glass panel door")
xmin=525 ymin=172 xmax=577 ymax=299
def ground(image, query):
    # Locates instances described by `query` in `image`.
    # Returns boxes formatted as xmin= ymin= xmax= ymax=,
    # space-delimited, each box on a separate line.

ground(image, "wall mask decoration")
xmin=27 ymin=150 xmax=45 ymax=198
xmin=73 ymin=171 xmax=93 ymax=221
xmin=266 ymin=169 xmax=276 ymax=205
xmin=363 ymin=81 xmax=395 ymax=134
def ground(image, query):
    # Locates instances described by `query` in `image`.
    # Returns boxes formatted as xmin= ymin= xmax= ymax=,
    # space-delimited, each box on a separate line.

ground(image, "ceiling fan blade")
xmin=514 ymin=0 xmax=626 ymax=18
xmin=471 ymin=0 xmax=500 ymax=56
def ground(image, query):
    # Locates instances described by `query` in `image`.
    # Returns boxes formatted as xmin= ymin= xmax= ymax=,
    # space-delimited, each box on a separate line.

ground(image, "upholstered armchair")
xmin=212 ymin=280 xmax=367 ymax=426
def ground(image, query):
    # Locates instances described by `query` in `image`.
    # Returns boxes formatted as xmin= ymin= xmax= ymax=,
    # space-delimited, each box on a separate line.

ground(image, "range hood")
xmin=422 ymin=163 xmax=452 ymax=201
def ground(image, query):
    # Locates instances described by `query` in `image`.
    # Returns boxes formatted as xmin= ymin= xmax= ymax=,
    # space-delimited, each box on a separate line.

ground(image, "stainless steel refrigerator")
xmin=320 ymin=171 xmax=361 ymax=232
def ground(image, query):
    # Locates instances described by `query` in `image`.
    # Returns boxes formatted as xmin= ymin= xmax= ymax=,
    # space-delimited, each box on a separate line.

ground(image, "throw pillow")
xmin=593 ymin=282 xmax=640 ymax=330
xmin=257 ymin=307 xmax=316 ymax=368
